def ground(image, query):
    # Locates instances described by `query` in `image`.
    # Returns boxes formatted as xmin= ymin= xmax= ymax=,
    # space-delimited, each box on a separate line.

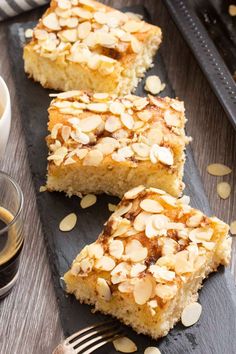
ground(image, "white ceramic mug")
xmin=0 ymin=76 xmax=11 ymax=159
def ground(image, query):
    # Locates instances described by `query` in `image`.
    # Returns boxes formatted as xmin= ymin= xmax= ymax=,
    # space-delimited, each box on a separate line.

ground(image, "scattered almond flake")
xmin=83 ymin=149 xmax=103 ymax=166
xmin=118 ymin=280 xmax=134 ymax=293
xmin=217 ymin=182 xmax=231 ymax=199
xmin=59 ymin=29 xmax=77 ymax=42
xmin=131 ymin=37 xmax=142 ymax=53
xmin=186 ymin=212 xmax=203 ymax=228
xmin=133 ymin=211 xmax=151 ymax=231
xmin=181 ymin=302 xmax=202 ymax=327
xmin=109 ymin=101 xmax=125 ymax=115
xmin=230 ymin=220 xmax=236 ymax=235
xmin=147 ymin=129 xmax=163 ymax=146
xmin=130 ymin=263 xmax=146 ymax=277
xmin=55 ymin=90 xmax=82 ymax=99
xmin=113 ymin=337 xmax=137 ymax=353
xmin=125 ymin=239 xmax=148 ymax=262
xmin=39 ymin=185 xmax=47 ymax=192
xmin=207 ymin=163 xmax=232 ymax=176
xmin=105 ymin=116 xmax=122 ymax=132
xmin=80 ymin=257 xmax=94 ymax=273
xmin=140 ymin=199 xmax=163 ymax=213
xmin=97 ymin=32 xmax=117 ymax=48
xmin=77 ymin=21 xmax=92 ymax=39
xmin=70 ymin=262 xmax=80 ymax=276
xmin=88 ymin=243 xmax=104 ymax=259
xmin=123 ymin=20 xmax=143 ymax=33
xmin=59 ymin=213 xmax=77 ymax=232
xmin=125 ymin=12 xmax=143 ymax=20
xmin=152 ymin=214 xmax=170 ymax=231
xmin=72 ymin=6 xmax=93 ymax=19
xmin=95 ymin=256 xmax=116 ymax=271
xmin=124 ymin=185 xmax=145 ymax=199
xmin=75 ymin=149 xmax=88 ymax=160
xmin=114 ymin=202 xmax=132 ymax=217
xmin=61 ymin=125 xmax=71 ymax=142
xmin=229 ymin=5 xmax=236 ymax=16
xmin=170 ymin=100 xmax=184 ymax=112
xmin=155 ymin=283 xmax=177 ymax=301
xmin=202 ymin=241 xmax=215 ymax=251
xmin=150 ymin=265 xmax=175 ymax=282
xmin=80 ymin=194 xmax=97 ymax=209
xmin=109 ymin=239 xmax=124 ymax=259
xmin=96 ymin=278 xmax=111 ymax=301
xmin=79 ymin=115 xmax=102 ymax=132
xmin=164 ymin=110 xmax=180 ymax=127
xmin=137 ymin=110 xmax=152 ymax=121
xmin=58 ymin=0 xmax=71 ymax=10
xmin=132 ymin=143 xmax=150 ymax=158
xmin=111 ymin=262 xmax=131 ymax=284
xmin=117 ymin=146 xmax=134 ymax=159
xmin=94 ymin=11 xmax=109 ymax=24
xmin=144 ymin=75 xmax=165 ymax=95
xmin=160 ymin=194 xmax=176 ymax=207
xmin=189 ymin=227 xmax=213 ymax=243
xmin=149 ymin=187 xmax=166 ymax=195
xmin=51 ymin=123 xmax=63 ymax=139
xmin=93 ymin=92 xmax=109 ymax=101
xmin=64 ymin=157 xmax=76 ymax=165
xmin=112 ymin=219 xmax=131 ymax=238
xmin=25 ymin=28 xmax=33 ymax=38
xmin=42 ymin=13 xmax=61 ymax=31
xmin=87 ymin=102 xmax=107 ymax=113
xmin=156 ymin=146 xmax=174 ymax=166
xmin=79 ymin=0 xmax=96 ymax=9
xmin=121 ymin=113 xmax=134 ymax=129
xmin=108 ymin=203 xmax=117 ymax=212
xmin=133 ymin=276 xmax=153 ymax=305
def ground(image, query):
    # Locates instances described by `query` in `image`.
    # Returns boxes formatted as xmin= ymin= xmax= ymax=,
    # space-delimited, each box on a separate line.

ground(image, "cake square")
xmin=46 ymin=90 xmax=190 ymax=198
xmin=23 ymin=0 xmax=162 ymax=94
xmin=64 ymin=186 xmax=231 ymax=339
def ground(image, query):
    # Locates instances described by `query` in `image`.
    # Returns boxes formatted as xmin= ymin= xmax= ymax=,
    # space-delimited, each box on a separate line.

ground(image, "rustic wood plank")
xmin=0 ymin=1 xmax=235 ymax=353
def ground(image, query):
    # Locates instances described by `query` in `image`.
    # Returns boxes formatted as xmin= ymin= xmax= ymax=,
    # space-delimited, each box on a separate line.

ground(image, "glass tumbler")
xmin=0 ymin=171 xmax=23 ymax=299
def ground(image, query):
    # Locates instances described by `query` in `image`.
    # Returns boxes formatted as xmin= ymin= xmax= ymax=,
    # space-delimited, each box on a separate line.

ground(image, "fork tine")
xmin=65 ymin=319 xmax=116 ymax=344
xmin=69 ymin=322 xmax=119 ymax=349
xmin=82 ymin=333 xmax=123 ymax=354
xmin=74 ymin=327 xmax=123 ymax=354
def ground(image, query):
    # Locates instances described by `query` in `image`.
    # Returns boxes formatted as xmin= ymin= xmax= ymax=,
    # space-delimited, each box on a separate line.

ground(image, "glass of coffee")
xmin=0 ymin=171 xmax=23 ymax=299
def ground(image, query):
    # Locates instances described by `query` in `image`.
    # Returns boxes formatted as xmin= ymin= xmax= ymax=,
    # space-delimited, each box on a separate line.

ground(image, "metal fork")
xmin=52 ymin=320 xmax=123 ymax=354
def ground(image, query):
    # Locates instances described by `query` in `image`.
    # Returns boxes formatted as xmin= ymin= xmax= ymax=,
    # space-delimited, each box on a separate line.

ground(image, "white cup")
xmin=0 ymin=76 xmax=11 ymax=159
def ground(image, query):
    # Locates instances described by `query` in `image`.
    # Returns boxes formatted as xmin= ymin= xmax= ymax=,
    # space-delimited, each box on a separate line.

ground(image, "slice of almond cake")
xmin=64 ymin=186 xmax=231 ymax=339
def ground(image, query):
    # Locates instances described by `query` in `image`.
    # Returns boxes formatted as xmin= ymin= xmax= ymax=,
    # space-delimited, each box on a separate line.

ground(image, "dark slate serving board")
xmin=7 ymin=5 xmax=236 ymax=354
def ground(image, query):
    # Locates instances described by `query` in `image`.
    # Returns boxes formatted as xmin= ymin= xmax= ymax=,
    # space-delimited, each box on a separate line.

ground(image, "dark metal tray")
xmin=7 ymin=5 xmax=236 ymax=354
xmin=163 ymin=0 xmax=236 ymax=130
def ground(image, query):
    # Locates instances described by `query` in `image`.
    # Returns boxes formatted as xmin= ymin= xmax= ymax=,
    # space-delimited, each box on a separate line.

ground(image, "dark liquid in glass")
xmin=0 ymin=210 xmax=23 ymax=298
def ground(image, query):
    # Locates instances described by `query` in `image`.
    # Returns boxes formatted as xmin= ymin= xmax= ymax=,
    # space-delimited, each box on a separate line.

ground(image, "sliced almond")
xmin=42 ymin=13 xmax=61 ymax=30
xmin=121 ymin=113 xmax=134 ymax=129
xmin=88 ymin=243 xmax=104 ymax=259
xmin=131 ymin=37 xmax=142 ymax=53
xmin=78 ymin=21 xmax=91 ymax=39
xmin=80 ymin=194 xmax=97 ymax=209
xmin=111 ymin=262 xmax=131 ymax=284
xmin=95 ymin=256 xmax=116 ymax=271
xmin=133 ymin=212 xmax=151 ymax=231
xmin=145 ymin=75 xmax=165 ymax=95
xmin=140 ymin=199 xmax=163 ymax=213
xmin=217 ymin=182 xmax=231 ymax=199
xmin=181 ymin=302 xmax=202 ymax=327
xmin=130 ymin=263 xmax=146 ymax=277
xmin=108 ymin=203 xmax=117 ymax=212
xmin=25 ymin=28 xmax=33 ymax=38
xmin=105 ymin=116 xmax=121 ymax=132
xmin=207 ymin=163 xmax=232 ymax=176
xmin=132 ymin=143 xmax=150 ymax=158
xmin=124 ymin=185 xmax=145 ymax=199
xmin=83 ymin=149 xmax=103 ymax=166
xmin=155 ymin=146 xmax=174 ymax=166
xmin=87 ymin=103 xmax=107 ymax=113
xmin=118 ymin=280 xmax=134 ymax=293
xmin=97 ymin=32 xmax=117 ymax=48
xmin=109 ymin=102 xmax=125 ymax=115
xmin=59 ymin=213 xmax=77 ymax=232
xmin=164 ymin=110 xmax=180 ymax=127
xmin=137 ymin=110 xmax=152 ymax=122
xmin=59 ymin=29 xmax=77 ymax=42
xmin=125 ymin=239 xmax=148 ymax=262
xmin=114 ymin=202 xmax=133 ymax=217
xmin=96 ymin=278 xmax=111 ymax=301
xmin=72 ymin=7 xmax=93 ymax=19
xmin=80 ymin=257 xmax=94 ymax=273
xmin=230 ymin=220 xmax=236 ymax=235
xmin=94 ymin=11 xmax=108 ymax=24
xmin=170 ymin=100 xmax=184 ymax=112
xmin=133 ymin=276 xmax=153 ymax=305
xmin=189 ymin=227 xmax=213 ymax=243
xmin=186 ymin=213 xmax=203 ymax=228
xmin=117 ymin=147 xmax=134 ymax=159
xmin=79 ymin=115 xmax=102 ymax=132
xmin=70 ymin=262 xmax=81 ymax=276
xmin=123 ymin=20 xmax=143 ymax=33
xmin=113 ymin=337 xmax=137 ymax=353
xmin=149 ymin=265 xmax=175 ymax=282
xmin=109 ymin=240 xmax=124 ymax=259
xmin=155 ymin=283 xmax=177 ymax=301
xmin=79 ymin=0 xmax=96 ymax=9
xmin=58 ymin=0 xmax=71 ymax=10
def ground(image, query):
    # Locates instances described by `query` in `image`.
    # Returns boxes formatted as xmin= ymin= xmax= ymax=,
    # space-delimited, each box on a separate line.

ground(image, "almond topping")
xmin=42 ymin=13 xmax=61 ymax=30
xmin=133 ymin=212 xmax=151 ymax=231
xmin=97 ymin=32 xmax=117 ymax=48
xmin=56 ymin=90 xmax=81 ymax=99
xmin=96 ymin=278 xmax=111 ymax=301
xmin=77 ymin=21 xmax=91 ymax=39
xmin=207 ymin=163 xmax=232 ymax=176
xmin=189 ymin=227 xmax=213 ymax=243
xmin=88 ymin=243 xmax=104 ymax=259
xmin=109 ymin=240 xmax=124 ymax=259
xmin=79 ymin=115 xmax=102 ymax=132
xmin=105 ymin=116 xmax=121 ymax=132
xmin=121 ymin=113 xmax=134 ymax=129
xmin=140 ymin=199 xmax=164 ymax=213
xmin=70 ymin=262 xmax=80 ymax=276
xmin=186 ymin=213 xmax=203 ymax=227
xmin=58 ymin=0 xmax=71 ymax=10
xmin=130 ymin=263 xmax=146 ymax=277
xmin=114 ymin=202 xmax=132 ymax=217
xmin=164 ymin=110 xmax=180 ymax=127
xmin=155 ymin=283 xmax=177 ymax=301
xmin=94 ymin=11 xmax=108 ymax=24
xmin=137 ymin=110 xmax=152 ymax=121
xmin=170 ymin=100 xmax=184 ymax=112
xmin=217 ymin=182 xmax=231 ymax=199
xmin=79 ymin=0 xmax=96 ymax=9
xmin=124 ymin=185 xmax=145 ymax=199
xmin=80 ymin=257 xmax=94 ymax=273
xmin=123 ymin=20 xmax=143 ymax=33
xmin=125 ymin=239 xmax=148 ymax=262
xmin=87 ymin=103 xmax=107 ymax=113
xmin=83 ymin=149 xmax=103 ymax=166
xmin=113 ymin=337 xmax=137 ymax=353
xmin=59 ymin=213 xmax=77 ymax=232
xmin=111 ymin=262 xmax=131 ymax=284
xmin=118 ymin=281 xmax=134 ymax=293
xmin=131 ymin=37 xmax=142 ymax=53
xmin=72 ymin=7 xmax=93 ymax=19
xmin=95 ymin=256 xmax=116 ymax=271
xmin=109 ymin=102 xmax=125 ymax=115
xmin=93 ymin=92 xmax=109 ymax=101
xmin=132 ymin=143 xmax=150 ymax=158
xmin=80 ymin=194 xmax=97 ymax=208
xmin=145 ymin=75 xmax=165 ymax=95
xmin=133 ymin=277 xmax=153 ymax=305
xmin=149 ymin=265 xmax=175 ymax=281
xmin=108 ymin=203 xmax=117 ymax=212
xmin=230 ymin=220 xmax=236 ymax=235
xmin=25 ymin=28 xmax=33 ymax=38
xmin=181 ymin=302 xmax=202 ymax=327
xmin=59 ymin=29 xmax=77 ymax=42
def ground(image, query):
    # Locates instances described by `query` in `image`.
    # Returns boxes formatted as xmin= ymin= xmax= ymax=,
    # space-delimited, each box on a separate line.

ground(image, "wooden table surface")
xmin=0 ymin=1 xmax=235 ymax=353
